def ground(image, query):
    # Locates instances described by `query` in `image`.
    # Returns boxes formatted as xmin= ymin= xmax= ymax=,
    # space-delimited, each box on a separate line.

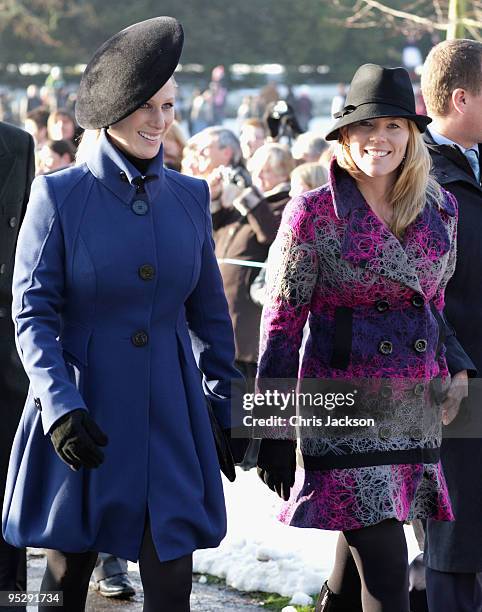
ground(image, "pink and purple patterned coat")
xmin=258 ymin=160 xmax=456 ymax=530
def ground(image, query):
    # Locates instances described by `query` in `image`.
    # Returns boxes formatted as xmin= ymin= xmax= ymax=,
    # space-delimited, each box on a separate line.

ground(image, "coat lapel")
xmin=330 ymin=160 xmax=453 ymax=296
xmin=0 ymin=127 xmax=16 ymax=205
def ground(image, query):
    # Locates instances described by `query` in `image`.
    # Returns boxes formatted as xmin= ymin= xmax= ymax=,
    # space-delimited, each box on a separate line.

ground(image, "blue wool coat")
xmin=2 ymin=131 xmax=240 ymax=562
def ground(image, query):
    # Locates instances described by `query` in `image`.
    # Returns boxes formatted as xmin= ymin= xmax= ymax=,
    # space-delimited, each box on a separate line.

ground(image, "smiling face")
xmin=107 ymin=78 xmax=176 ymax=159
xmin=345 ymin=116 xmax=410 ymax=180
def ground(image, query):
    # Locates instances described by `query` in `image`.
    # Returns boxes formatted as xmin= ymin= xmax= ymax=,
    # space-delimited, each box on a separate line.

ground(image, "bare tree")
xmin=331 ymin=0 xmax=482 ymax=40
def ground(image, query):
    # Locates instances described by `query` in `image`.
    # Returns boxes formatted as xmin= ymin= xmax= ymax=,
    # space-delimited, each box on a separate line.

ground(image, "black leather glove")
xmin=257 ymin=438 xmax=296 ymax=501
xmin=224 ymin=432 xmax=250 ymax=464
xmin=50 ymin=409 xmax=108 ymax=471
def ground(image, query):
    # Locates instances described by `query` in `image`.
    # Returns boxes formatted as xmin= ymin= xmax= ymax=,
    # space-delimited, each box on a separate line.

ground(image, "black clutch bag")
xmin=206 ymin=399 xmax=236 ymax=482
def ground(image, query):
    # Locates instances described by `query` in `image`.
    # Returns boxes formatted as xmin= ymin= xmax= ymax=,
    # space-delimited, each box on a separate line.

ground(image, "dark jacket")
xmin=213 ymin=184 xmax=289 ymax=363
xmin=0 ymin=122 xmax=34 ymax=501
xmin=424 ymin=129 xmax=482 ymax=572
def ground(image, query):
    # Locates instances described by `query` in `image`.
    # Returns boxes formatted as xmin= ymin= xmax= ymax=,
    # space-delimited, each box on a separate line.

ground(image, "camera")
xmin=220 ymin=165 xmax=252 ymax=189
xmin=263 ymin=100 xmax=303 ymax=142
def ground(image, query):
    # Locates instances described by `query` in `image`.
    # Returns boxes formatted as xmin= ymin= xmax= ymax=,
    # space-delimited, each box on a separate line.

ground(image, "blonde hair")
xmin=291 ymin=162 xmax=327 ymax=191
xmin=75 ymin=129 xmax=101 ymax=165
xmin=165 ymin=120 xmax=187 ymax=151
xmin=248 ymin=142 xmax=294 ymax=182
xmin=335 ymin=121 xmax=443 ymax=238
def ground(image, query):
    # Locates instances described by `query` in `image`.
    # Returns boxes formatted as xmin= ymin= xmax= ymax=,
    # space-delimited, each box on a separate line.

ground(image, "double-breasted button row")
xmin=378 ymin=339 xmax=428 ymax=355
xmin=374 ymin=294 xmax=425 ymax=312
xmin=131 ymin=331 xmax=148 ymax=347
xmin=138 ymin=264 xmax=155 ymax=281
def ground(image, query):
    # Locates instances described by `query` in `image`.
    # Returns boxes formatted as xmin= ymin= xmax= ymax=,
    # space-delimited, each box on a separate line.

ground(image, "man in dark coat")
xmin=421 ymin=39 xmax=482 ymax=612
xmin=0 ymin=121 xmax=34 ymax=599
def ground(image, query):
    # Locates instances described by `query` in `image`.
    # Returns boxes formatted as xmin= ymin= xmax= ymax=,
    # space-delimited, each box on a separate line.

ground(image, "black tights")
xmin=328 ymin=519 xmax=410 ymax=612
xmin=39 ymin=521 xmax=192 ymax=612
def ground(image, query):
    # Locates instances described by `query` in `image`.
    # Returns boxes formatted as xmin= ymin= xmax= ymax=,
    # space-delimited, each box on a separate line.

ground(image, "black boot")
xmin=315 ymin=581 xmax=363 ymax=612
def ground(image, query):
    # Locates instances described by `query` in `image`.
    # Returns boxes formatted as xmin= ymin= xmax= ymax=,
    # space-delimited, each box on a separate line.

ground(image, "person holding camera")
xmin=213 ymin=142 xmax=294 ymax=384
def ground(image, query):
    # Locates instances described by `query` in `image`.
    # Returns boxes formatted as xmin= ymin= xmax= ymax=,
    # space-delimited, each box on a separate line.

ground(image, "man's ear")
xmin=451 ymin=88 xmax=467 ymax=115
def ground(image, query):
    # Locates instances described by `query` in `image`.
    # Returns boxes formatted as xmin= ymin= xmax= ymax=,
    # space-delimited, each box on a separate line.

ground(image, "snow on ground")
xmin=193 ymin=467 xmax=422 ymax=600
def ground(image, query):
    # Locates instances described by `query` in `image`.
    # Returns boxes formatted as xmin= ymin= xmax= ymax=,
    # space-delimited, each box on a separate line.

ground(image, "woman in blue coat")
xmin=2 ymin=17 xmax=243 ymax=612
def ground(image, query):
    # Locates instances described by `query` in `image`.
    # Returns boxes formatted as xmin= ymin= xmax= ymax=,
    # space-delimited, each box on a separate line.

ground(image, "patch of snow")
xmin=192 ymin=468 xmax=422 ymax=598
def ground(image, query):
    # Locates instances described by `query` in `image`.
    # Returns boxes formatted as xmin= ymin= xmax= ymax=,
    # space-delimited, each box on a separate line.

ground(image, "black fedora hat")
xmin=325 ymin=64 xmax=431 ymax=141
xmin=75 ymin=17 xmax=183 ymax=129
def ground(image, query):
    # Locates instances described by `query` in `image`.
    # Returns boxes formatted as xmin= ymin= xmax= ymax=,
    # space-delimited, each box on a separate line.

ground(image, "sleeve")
xmin=12 ymin=175 xmax=87 ymax=435
xmin=257 ymin=195 xmax=318 ymax=380
xmin=432 ymin=191 xmax=477 ymax=377
xmin=232 ymin=187 xmax=285 ymax=245
xmin=184 ymin=180 xmax=243 ymax=429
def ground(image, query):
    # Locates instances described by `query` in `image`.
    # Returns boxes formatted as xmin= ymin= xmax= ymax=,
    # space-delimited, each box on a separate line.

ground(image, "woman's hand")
xmin=50 ymin=409 xmax=108 ymax=470
xmin=441 ymin=370 xmax=468 ymax=425
xmin=256 ymin=438 xmax=296 ymax=501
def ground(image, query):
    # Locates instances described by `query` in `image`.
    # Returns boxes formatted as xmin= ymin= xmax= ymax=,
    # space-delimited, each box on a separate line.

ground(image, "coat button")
xmin=379 ymin=426 xmax=391 ymax=440
xmin=8 ymin=217 xmax=17 ymax=228
xmin=119 ymin=171 xmax=129 ymax=182
xmin=131 ymin=330 xmax=148 ymax=347
xmin=139 ymin=264 xmax=155 ymax=281
xmin=0 ymin=264 xmax=5 ymax=274
xmin=378 ymin=340 xmax=393 ymax=355
xmin=0 ymin=307 xmax=7 ymax=318
xmin=375 ymin=299 xmax=390 ymax=313
xmin=413 ymin=382 xmax=425 ymax=396
xmin=408 ymin=426 xmax=423 ymax=441
xmin=414 ymin=339 xmax=427 ymax=353
xmin=132 ymin=200 xmax=149 ymax=215
xmin=411 ymin=294 xmax=425 ymax=308
xmin=380 ymin=385 xmax=392 ymax=399
xmin=34 ymin=397 xmax=42 ymax=411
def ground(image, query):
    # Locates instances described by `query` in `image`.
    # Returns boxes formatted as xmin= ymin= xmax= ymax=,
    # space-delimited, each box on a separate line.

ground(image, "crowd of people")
xmin=0 ymin=14 xmax=481 ymax=612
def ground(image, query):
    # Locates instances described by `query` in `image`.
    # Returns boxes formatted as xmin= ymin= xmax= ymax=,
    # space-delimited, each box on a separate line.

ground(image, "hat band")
xmin=333 ymin=99 xmax=415 ymax=120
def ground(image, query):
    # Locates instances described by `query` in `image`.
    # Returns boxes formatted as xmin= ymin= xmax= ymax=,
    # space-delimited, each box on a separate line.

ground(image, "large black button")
xmin=132 ymin=200 xmax=149 ymax=215
xmin=378 ymin=340 xmax=393 ymax=355
xmin=414 ymin=339 xmax=427 ymax=353
xmin=380 ymin=385 xmax=392 ymax=399
xmin=8 ymin=217 xmax=17 ymax=228
xmin=413 ymin=382 xmax=425 ymax=396
xmin=0 ymin=307 xmax=7 ymax=318
xmin=34 ymin=397 xmax=42 ymax=411
xmin=131 ymin=330 xmax=149 ymax=347
xmin=0 ymin=263 xmax=5 ymax=274
xmin=379 ymin=426 xmax=391 ymax=440
xmin=139 ymin=264 xmax=155 ymax=281
xmin=408 ymin=426 xmax=423 ymax=441
xmin=411 ymin=294 xmax=424 ymax=308
xmin=375 ymin=299 xmax=390 ymax=313
xmin=119 ymin=171 xmax=129 ymax=182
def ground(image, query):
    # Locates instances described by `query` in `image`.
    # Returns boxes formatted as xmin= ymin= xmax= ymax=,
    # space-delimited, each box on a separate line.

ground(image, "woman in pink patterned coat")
xmin=256 ymin=65 xmax=472 ymax=612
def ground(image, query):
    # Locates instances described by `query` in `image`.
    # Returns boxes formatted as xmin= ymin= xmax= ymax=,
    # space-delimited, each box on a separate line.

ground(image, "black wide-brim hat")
xmin=75 ymin=16 xmax=184 ymax=129
xmin=325 ymin=63 xmax=431 ymax=141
